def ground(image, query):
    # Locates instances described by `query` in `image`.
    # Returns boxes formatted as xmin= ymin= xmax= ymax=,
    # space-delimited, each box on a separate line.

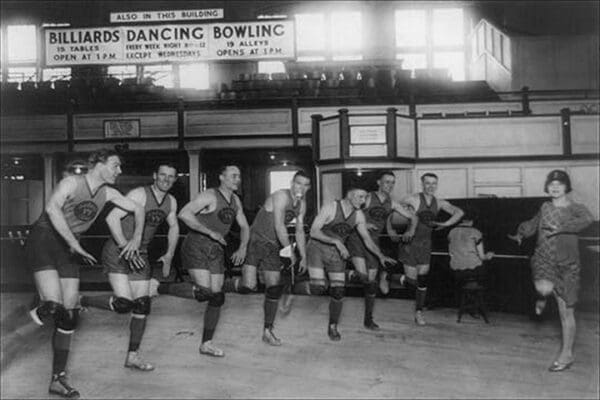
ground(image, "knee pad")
xmin=265 ymin=284 xmax=284 ymax=300
xmin=309 ymin=283 xmax=328 ymax=296
xmin=208 ymin=292 xmax=225 ymax=307
xmin=37 ymin=301 xmax=67 ymax=325
xmin=193 ymin=286 xmax=213 ymax=303
xmin=238 ymin=285 xmax=256 ymax=294
xmin=330 ymin=286 xmax=345 ymax=301
xmin=132 ymin=296 xmax=151 ymax=316
xmin=364 ymin=281 xmax=378 ymax=296
xmin=110 ymin=296 xmax=135 ymax=314
xmin=56 ymin=308 xmax=78 ymax=332
xmin=350 ymin=271 xmax=369 ymax=284
xmin=417 ymin=274 xmax=428 ymax=290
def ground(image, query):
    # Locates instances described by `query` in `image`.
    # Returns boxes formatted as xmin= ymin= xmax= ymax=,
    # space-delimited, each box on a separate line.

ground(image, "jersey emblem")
xmin=330 ymin=222 xmax=353 ymax=238
xmin=74 ymin=201 xmax=99 ymax=222
xmin=284 ymin=210 xmax=297 ymax=224
xmin=368 ymin=206 xmax=389 ymax=222
xmin=145 ymin=209 xmax=167 ymax=227
xmin=218 ymin=207 xmax=236 ymax=225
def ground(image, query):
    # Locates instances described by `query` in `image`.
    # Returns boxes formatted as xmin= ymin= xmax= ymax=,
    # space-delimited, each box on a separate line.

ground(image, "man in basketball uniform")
xmin=26 ymin=149 xmax=145 ymax=398
xmin=80 ymin=163 xmax=179 ymax=371
xmin=232 ymin=170 xmax=310 ymax=345
xmin=346 ymin=171 xmax=417 ymax=330
xmin=304 ymin=185 xmax=396 ymax=341
xmin=155 ymin=165 xmax=250 ymax=357
xmin=391 ymin=173 xmax=464 ymax=326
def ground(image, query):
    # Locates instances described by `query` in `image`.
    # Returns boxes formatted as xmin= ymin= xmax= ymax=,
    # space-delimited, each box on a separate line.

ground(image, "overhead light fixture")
xmin=282 ymin=161 xmax=288 ymax=167
xmin=356 ymin=169 xmax=363 ymax=176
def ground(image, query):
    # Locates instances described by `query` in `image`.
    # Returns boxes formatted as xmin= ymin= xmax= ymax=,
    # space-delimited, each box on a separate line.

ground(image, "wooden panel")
xmin=74 ymin=141 xmax=180 ymax=152
xmin=298 ymin=105 xmax=410 ymax=133
xmin=321 ymin=172 xmax=342 ymax=204
xmin=416 ymin=102 xmax=521 ymax=117
xmin=529 ymin=99 xmax=598 ymax=115
xmin=185 ymin=137 xmax=294 ymax=150
xmin=415 ymin=168 xmax=468 ymax=199
xmin=185 ymin=109 xmax=291 ymax=136
xmin=319 ymin=119 xmax=340 ymax=160
xmin=474 ymin=185 xmax=522 ymax=197
xmin=1 ymin=115 xmax=67 ymax=141
xmin=418 ymin=116 xmax=563 ymax=158
xmin=348 ymin=116 xmax=386 ymax=125
xmin=396 ymin=117 xmax=415 ymax=158
xmin=74 ymin=112 xmax=177 ymax=139
xmin=571 ymin=114 xmax=600 ymax=155
xmin=474 ymin=167 xmax=521 ymax=183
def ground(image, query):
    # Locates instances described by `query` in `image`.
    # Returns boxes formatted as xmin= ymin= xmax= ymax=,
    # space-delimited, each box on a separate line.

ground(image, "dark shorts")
xmin=101 ymin=240 xmax=152 ymax=281
xmin=347 ymin=231 xmax=380 ymax=270
xmin=181 ymin=234 xmax=225 ymax=274
xmin=307 ymin=240 xmax=346 ymax=273
xmin=532 ymin=255 xmax=580 ymax=307
xmin=398 ymin=235 xmax=432 ymax=266
xmin=25 ymin=224 xmax=80 ymax=279
xmin=245 ymin=235 xmax=281 ymax=272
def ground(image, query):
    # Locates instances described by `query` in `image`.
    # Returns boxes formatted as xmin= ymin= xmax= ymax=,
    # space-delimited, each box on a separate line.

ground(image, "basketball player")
xmin=509 ymin=170 xmax=593 ymax=371
xmin=26 ymin=149 xmax=145 ymax=398
xmin=155 ymin=165 xmax=250 ymax=357
xmin=391 ymin=173 xmax=464 ymax=326
xmin=346 ymin=171 xmax=417 ymax=330
xmin=80 ymin=163 xmax=179 ymax=371
xmin=305 ymin=185 xmax=396 ymax=341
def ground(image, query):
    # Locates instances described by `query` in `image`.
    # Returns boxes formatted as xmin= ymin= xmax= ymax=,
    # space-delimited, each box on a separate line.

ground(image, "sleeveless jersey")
xmin=118 ymin=186 xmax=172 ymax=250
xmin=190 ymin=188 xmax=239 ymax=238
xmin=251 ymin=189 xmax=301 ymax=244
xmin=36 ymin=175 xmax=109 ymax=236
xmin=414 ymin=193 xmax=439 ymax=238
xmin=321 ymin=201 xmax=358 ymax=243
xmin=364 ymin=191 xmax=392 ymax=234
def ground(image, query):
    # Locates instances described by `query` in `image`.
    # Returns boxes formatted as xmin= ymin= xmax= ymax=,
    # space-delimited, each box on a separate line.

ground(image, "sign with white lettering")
xmin=209 ymin=21 xmax=294 ymax=60
xmin=45 ymin=21 xmax=294 ymax=65
xmin=350 ymin=125 xmax=387 ymax=144
xmin=110 ymin=9 xmax=224 ymax=23
xmin=104 ymin=119 xmax=140 ymax=138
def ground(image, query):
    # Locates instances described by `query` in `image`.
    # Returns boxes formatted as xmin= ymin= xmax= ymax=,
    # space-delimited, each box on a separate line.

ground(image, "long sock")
xmin=80 ymin=294 xmax=113 ymax=311
xmin=128 ymin=314 xmax=147 ymax=352
xmin=263 ymin=296 xmax=278 ymax=329
xmin=364 ymin=289 xmax=375 ymax=322
xmin=158 ymin=282 xmax=196 ymax=299
xmin=52 ymin=329 xmax=72 ymax=374
xmin=222 ymin=278 xmax=239 ymax=293
xmin=415 ymin=288 xmax=427 ymax=311
xmin=329 ymin=298 xmax=343 ymax=325
xmin=202 ymin=305 xmax=221 ymax=343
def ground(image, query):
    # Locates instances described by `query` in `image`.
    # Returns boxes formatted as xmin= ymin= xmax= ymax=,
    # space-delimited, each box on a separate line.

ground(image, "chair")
xmin=457 ymin=277 xmax=489 ymax=323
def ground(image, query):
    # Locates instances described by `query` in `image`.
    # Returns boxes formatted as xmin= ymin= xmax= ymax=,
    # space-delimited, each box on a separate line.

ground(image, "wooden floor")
xmin=1 ymin=291 xmax=599 ymax=399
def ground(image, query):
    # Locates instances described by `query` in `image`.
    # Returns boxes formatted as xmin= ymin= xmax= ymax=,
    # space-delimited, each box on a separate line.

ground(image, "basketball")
xmin=389 ymin=211 xmax=411 ymax=232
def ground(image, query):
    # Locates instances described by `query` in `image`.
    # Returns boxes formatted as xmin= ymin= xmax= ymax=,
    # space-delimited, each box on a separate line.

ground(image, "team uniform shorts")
xmin=347 ymin=231 xmax=380 ymax=270
xmin=531 ymin=254 xmax=580 ymax=307
xmin=245 ymin=234 xmax=281 ymax=272
xmin=307 ymin=239 xmax=346 ymax=273
xmin=181 ymin=233 xmax=225 ymax=274
xmin=101 ymin=240 xmax=152 ymax=281
xmin=398 ymin=233 xmax=432 ymax=266
xmin=26 ymin=224 xmax=81 ymax=279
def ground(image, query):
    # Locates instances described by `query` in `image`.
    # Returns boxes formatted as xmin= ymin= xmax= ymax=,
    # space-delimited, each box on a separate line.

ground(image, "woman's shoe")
xmin=548 ymin=360 xmax=574 ymax=372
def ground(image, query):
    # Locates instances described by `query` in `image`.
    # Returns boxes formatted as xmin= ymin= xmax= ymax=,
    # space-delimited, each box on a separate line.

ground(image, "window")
xmin=433 ymin=51 xmax=465 ymax=81
xmin=269 ymin=170 xmax=297 ymax=194
xmin=42 ymin=68 xmax=71 ymax=82
xmin=432 ymin=8 xmax=463 ymax=46
xmin=179 ymin=63 xmax=209 ymax=89
xmin=258 ymin=61 xmax=286 ymax=75
xmin=396 ymin=53 xmax=427 ymax=77
xmin=143 ymin=64 xmax=174 ymax=88
xmin=7 ymin=25 xmax=37 ymax=63
xmin=331 ymin=12 xmax=362 ymax=60
xmin=108 ymin=65 xmax=137 ymax=81
xmin=295 ymin=14 xmax=325 ymax=52
xmin=395 ymin=10 xmax=426 ymax=47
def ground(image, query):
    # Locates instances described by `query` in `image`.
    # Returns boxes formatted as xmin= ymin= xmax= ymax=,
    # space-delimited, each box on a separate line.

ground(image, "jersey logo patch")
xmin=330 ymin=222 xmax=353 ymax=238
xmin=417 ymin=210 xmax=437 ymax=227
xmin=284 ymin=210 xmax=297 ymax=224
xmin=145 ymin=209 xmax=167 ymax=227
xmin=74 ymin=201 xmax=99 ymax=222
xmin=218 ymin=207 xmax=236 ymax=225
xmin=368 ymin=206 xmax=389 ymax=222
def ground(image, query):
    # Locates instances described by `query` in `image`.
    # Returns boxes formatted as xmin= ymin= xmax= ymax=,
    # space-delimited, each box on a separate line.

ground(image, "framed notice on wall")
xmin=104 ymin=119 xmax=141 ymax=138
xmin=350 ymin=125 xmax=386 ymax=144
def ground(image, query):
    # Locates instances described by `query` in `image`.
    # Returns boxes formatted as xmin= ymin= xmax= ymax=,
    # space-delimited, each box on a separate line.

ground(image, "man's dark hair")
xmin=293 ymin=170 xmax=310 ymax=181
xmin=219 ymin=165 xmax=240 ymax=175
xmin=156 ymin=162 xmax=178 ymax=173
xmin=420 ymin=172 xmax=438 ymax=182
xmin=88 ymin=149 xmax=120 ymax=166
xmin=377 ymin=170 xmax=395 ymax=180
